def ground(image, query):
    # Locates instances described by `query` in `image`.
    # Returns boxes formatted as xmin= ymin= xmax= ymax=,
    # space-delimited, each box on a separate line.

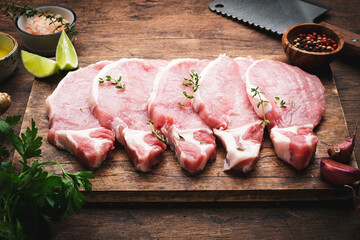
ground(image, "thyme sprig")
xmin=0 ymin=2 xmax=78 ymax=36
xmin=178 ymin=69 xmax=200 ymax=107
xmin=99 ymin=75 xmax=126 ymax=89
xmin=251 ymin=86 xmax=270 ymax=126
xmin=147 ymin=120 xmax=165 ymax=143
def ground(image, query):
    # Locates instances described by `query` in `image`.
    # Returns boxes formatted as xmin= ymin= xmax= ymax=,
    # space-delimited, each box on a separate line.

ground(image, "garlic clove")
xmin=0 ymin=92 xmax=11 ymax=115
xmin=328 ymin=127 xmax=356 ymax=163
xmin=320 ymin=158 xmax=360 ymax=185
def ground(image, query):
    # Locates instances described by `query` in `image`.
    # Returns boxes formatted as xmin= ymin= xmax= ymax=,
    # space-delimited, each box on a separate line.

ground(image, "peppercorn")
xmin=291 ymin=31 xmax=338 ymax=52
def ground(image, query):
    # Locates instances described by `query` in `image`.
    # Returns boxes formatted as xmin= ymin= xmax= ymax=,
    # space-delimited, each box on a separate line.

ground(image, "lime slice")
xmin=21 ymin=50 xmax=59 ymax=78
xmin=56 ymin=31 xmax=78 ymax=70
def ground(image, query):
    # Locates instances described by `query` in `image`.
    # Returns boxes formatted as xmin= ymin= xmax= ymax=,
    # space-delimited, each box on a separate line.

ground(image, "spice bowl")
xmin=15 ymin=5 xmax=76 ymax=56
xmin=282 ymin=23 xmax=344 ymax=69
xmin=0 ymin=32 xmax=18 ymax=82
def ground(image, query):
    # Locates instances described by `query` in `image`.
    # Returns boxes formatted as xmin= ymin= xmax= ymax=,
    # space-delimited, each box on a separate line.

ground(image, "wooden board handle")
xmin=321 ymin=22 xmax=360 ymax=58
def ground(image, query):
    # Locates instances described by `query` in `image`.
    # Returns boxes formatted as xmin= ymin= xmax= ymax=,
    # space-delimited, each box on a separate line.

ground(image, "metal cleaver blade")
xmin=209 ymin=0 xmax=331 ymax=35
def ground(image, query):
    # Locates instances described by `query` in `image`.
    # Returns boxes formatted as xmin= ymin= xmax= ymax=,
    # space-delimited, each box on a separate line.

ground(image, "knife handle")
xmin=320 ymin=22 xmax=360 ymax=58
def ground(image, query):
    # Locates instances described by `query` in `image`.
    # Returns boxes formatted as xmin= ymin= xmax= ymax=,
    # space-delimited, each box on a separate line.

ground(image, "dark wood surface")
xmin=1 ymin=0 xmax=360 ymax=238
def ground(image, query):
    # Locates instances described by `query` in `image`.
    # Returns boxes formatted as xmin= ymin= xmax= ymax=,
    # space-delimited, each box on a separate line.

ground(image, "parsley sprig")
xmin=147 ymin=119 xmax=165 ymax=143
xmin=99 ymin=75 xmax=126 ymax=89
xmin=0 ymin=116 xmax=93 ymax=239
xmin=251 ymin=87 xmax=270 ymax=125
xmin=178 ymin=69 xmax=200 ymax=107
xmin=0 ymin=2 xmax=78 ymax=36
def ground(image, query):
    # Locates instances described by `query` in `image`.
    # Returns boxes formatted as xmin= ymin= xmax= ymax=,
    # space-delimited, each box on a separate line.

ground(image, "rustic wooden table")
xmin=1 ymin=0 xmax=360 ymax=239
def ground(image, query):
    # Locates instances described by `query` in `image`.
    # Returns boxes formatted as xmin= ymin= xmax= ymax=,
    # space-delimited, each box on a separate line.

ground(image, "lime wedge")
xmin=21 ymin=50 xmax=59 ymax=78
xmin=56 ymin=31 xmax=78 ymax=70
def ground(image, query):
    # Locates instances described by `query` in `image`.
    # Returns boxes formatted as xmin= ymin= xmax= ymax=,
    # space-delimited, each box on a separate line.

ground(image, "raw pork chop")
xmin=89 ymin=58 xmax=167 ymax=172
xmin=148 ymin=59 xmax=216 ymax=175
xmin=192 ymin=55 xmax=264 ymax=172
xmin=46 ymin=61 xmax=115 ymax=169
xmin=246 ymin=59 xmax=326 ymax=170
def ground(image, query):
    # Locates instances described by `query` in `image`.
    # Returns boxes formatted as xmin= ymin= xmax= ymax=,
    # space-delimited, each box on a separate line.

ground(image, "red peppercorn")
xmin=291 ymin=32 xmax=337 ymax=52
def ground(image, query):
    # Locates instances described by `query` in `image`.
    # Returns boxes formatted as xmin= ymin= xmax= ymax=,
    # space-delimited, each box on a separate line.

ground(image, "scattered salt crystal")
xmin=25 ymin=14 xmax=68 ymax=35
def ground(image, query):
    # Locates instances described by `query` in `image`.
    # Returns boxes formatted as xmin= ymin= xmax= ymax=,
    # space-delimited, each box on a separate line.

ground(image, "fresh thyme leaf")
xmin=98 ymin=75 xmax=125 ymax=89
xmin=291 ymin=101 xmax=295 ymax=107
xmin=147 ymin=119 xmax=166 ymax=143
xmin=179 ymin=69 xmax=200 ymax=107
xmin=200 ymin=141 xmax=204 ymax=144
xmin=280 ymin=100 xmax=287 ymax=108
xmin=236 ymin=147 xmax=244 ymax=151
xmin=274 ymin=96 xmax=280 ymax=103
xmin=216 ymin=171 xmax=220 ymax=176
xmin=251 ymin=87 xmax=270 ymax=126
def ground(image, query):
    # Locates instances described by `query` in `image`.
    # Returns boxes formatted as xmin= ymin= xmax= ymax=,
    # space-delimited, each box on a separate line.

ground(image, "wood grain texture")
xmin=51 ymin=202 xmax=360 ymax=240
xmin=321 ymin=22 xmax=360 ymax=58
xmin=14 ymin=54 xmax=355 ymax=202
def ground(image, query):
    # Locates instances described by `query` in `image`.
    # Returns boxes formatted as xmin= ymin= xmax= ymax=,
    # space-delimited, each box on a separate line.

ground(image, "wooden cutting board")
xmin=15 ymin=55 xmax=356 ymax=202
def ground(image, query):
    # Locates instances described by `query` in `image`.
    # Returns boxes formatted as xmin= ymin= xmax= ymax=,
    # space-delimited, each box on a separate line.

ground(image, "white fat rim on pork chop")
xmin=47 ymin=60 xmax=113 ymax=120
xmin=89 ymin=58 xmax=149 ymax=113
xmin=245 ymin=60 xmax=273 ymax=118
xmin=192 ymin=54 xmax=226 ymax=118
xmin=46 ymin=60 xmax=114 ymax=134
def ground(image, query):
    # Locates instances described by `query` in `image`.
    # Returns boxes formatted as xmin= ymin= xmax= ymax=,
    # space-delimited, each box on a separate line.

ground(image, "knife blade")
xmin=209 ymin=0 xmax=360 ymax=57
xmin=209 ymin=0 xmax=331 ymax=35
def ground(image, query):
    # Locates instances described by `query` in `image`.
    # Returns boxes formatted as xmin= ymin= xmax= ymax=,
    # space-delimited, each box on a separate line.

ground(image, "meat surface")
xmin=246 ymin=59 xmax=326 ymax=170
xmin=192 ymin=55 xmax=264 ymax=172
xmin=148 ymin=58 xmax=216 ymax=175
xmin=89 ymin=58 xmax=168 ymax=172
xmin=46 ymin=61 xmax=115 ymax=169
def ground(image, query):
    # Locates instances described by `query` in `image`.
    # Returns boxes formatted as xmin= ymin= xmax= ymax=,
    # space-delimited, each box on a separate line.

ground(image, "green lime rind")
xmin=56 ymin=31 xmax=78 ymax=71
xmin=21 ymin=50 xmax=59 ymax=78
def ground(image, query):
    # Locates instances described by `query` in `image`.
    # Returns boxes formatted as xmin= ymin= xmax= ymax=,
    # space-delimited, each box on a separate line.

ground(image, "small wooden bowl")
xmin=282 ymin=23 xmax=344 ymax=69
